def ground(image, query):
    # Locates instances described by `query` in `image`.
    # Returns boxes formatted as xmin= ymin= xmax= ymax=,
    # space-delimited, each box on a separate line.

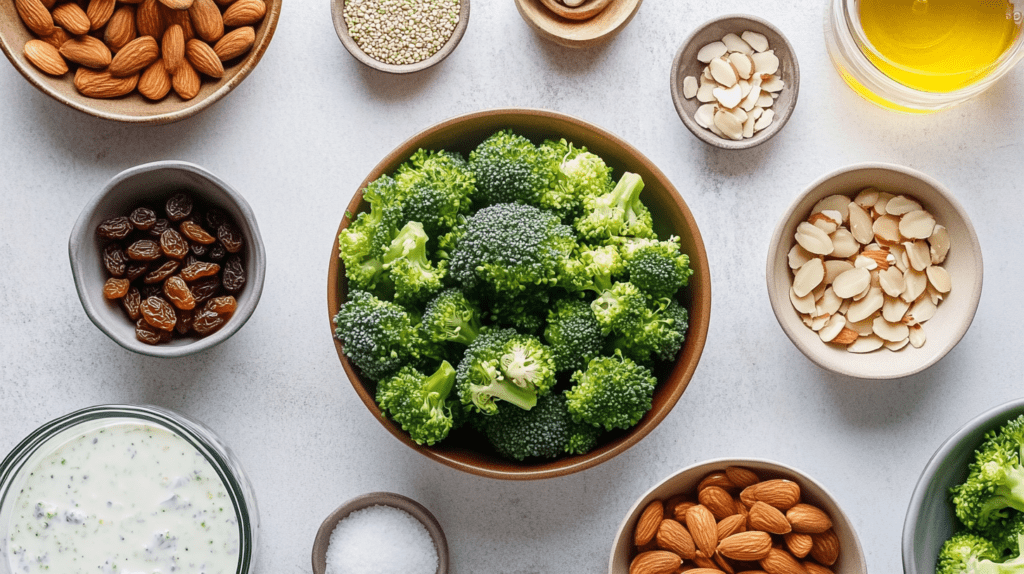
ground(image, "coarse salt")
xmin=326 ymin=505 xmax=438 ymax=574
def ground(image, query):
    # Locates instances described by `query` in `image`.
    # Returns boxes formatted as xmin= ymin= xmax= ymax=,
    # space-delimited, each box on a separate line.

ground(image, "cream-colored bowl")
xmin=766 ymin=163 xmax=983 ymax=379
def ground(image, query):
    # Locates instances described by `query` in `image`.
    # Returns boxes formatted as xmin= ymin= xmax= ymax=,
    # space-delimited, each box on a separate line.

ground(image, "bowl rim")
xmin=902 ymin=397 xmax=1024 ymax=574
xmin=511 ymin=0 xmax=644 ymax=49
xmin=0 ymin=1 xmax=281 ymax=125
xmin=330 ymin=0 xmax=470 ymax=74
xmin=68 ymin=160 xmax=267 ymax=358
xmin=669 ymin=13 xmax=800 ymax=150
xmin=765 ymin=161 xmax=983 ymax=379
xmin=326 ymin=106 xmax=712 ymax=480
xmin=311 ymin=491 xmax=449 ymax=574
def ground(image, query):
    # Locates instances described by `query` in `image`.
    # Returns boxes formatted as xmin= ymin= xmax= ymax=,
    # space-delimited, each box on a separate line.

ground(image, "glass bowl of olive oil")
xmin=825 ymin=0 xmax=1024 ymax=112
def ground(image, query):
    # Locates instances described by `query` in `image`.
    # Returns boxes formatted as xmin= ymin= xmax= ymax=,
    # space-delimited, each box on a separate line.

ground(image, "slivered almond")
xmin=793 ymin=259 xmax=824 ymax=298
xmin=795 ymin=222 xmax=833 ymax=255
xmin=829 ymin=327 xmax=858 ymax=345
xmin=929 ymin=225 xmax=950 ymax=264
xmin=885 ymin=194 xmax=922 ymax=215
xmin=861 ymin=249 xmax=889 ymax=270
xmin=927 ymin=265 xmax=951 ymax=293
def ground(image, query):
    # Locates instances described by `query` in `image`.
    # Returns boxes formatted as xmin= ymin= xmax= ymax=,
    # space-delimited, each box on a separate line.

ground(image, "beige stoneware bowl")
xmin=609 ymin=458 xmax=867 ymax=574
xmin=514 ymin=0 xmax=642 ymax=49
xmin=766 ymin=163 xmax=983 ymax=379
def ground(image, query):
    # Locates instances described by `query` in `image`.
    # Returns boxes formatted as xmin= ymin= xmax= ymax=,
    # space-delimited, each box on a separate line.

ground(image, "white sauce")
xmin=5 ymin=421 xmax=240 ymax=574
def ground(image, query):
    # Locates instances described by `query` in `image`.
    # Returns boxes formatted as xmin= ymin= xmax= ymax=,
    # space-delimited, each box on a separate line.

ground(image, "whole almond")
xmin=158 ymin=0 xmax=195 ymax=8
xmin=40 ymin=27 xmax=70 ymax=50
xmin=185 ymin=38 xmax=223 ymax=78
xmin=213 ymin=26 xmax=255 ymax=61
xmin=86 ymin=0 xmax=116 ymax=30
xmin=74 ymin=67 xmax=138 ymax=98
xmin=104 ymin=6 xmax=137 ymax=52
xmin=715 ymin=552 xmax=737 ymax=574
xmin=784 ymin=532 xmax=813 ymax=559
xmin=656 ymin=519 xmax=695 ymax=559
xmin=692 ymin=551 xmax=719 ymax=571
xmin=717 ymin=513 xmax=747 ymax=540
xmin=222 ymin=0 xmax=265 ymax=26
xmin=663 ymin=495 xmax=690 ymax=515
xmin=809 ymin=529 xmax=840 ymax=566
xmin=52 ymin=3 xmax=91 ymax=35
xmin=685 ymin=505 xmax=718 ymax=557
xmin=699 ymin=471 xmax=737 ymax=492
xmin=803 ymin=562 xmax=835 ymax=574
xmin=189 ymin=0 xmax=224 ymax=42
xmin=629 ymin=550 xmax=681 ymax=574
xmin=634 ymin=500 xmax=664 ymax=547
xmin=39 ymin=0 xmax=55 ymax=7
xmin=162 ymin=24 xmax=185 ymax=73
xmin=138 ymin=58 xmax=171 ymax=99
xmin=747 ymin=501 xmax=791 ymax=535
xmin=163 ymin=8 xmax=195 ymax=41
xmin=726 ymin=466 xmax=760 ymax=489
xmin=60 ymin=35 xmax=112 ymax=68
xmin=760 ymin=548 xmax=808 ymax=574
xmin=686 ymin=570 xmax=728 ymax=574
xmin=785 ymin=504 xmax=832 ymax=534
xmin=137 ymin=0 xmax=165 ymax=38
xmin=109 ymin=35 xmax=159 ymax=77
xmin=740 ymin=480 xmax=801 ymax=510
xmin=23 ymin=39 xmax=68 ymax=75
xmin=717 ymin=531 xmax=772 ymax=561
xmin=15 ymin=0 xmax=55 ymax=36
xmin=699 ymin=486 xmax=737 ymax=520
xmin=672 ymin=501 xmax=696 ymax=523
xmin=172 ymin=59 xmax=200 ymax=99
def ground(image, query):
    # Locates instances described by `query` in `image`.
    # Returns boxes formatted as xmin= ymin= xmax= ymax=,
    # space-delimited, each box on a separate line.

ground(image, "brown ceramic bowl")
xmin=0 ymin=0 xmax=281 ymax=124
xmin=514 ymin=0 xmax=643 ymax=49
xmin=326 ymin=108 xmax=711 ymax=480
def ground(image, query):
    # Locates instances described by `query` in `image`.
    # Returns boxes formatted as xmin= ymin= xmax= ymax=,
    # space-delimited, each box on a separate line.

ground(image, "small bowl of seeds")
xmin=670 ymin=14 xmax=799 ymax=150
xmin=331 ymin=0 xmax=470 ymax=74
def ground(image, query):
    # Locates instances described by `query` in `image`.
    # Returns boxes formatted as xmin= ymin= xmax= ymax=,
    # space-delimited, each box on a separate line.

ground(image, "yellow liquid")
xmin=858 ymin=0 xmax=1021 ymax=92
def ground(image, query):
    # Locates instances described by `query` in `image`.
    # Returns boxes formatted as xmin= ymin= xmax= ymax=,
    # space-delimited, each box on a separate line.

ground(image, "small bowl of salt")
xmin=312 ymin=492 xmax=449 ymax=574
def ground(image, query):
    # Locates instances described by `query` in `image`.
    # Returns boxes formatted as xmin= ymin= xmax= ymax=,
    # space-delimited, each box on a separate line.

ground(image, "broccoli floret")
xmin=544 ymin=298 xmax=604 ymax=372
xmin=448 ymin=203 xmax=575 ymax=293
xmin=590 ymin=281 xmax=648 ymax=335
xmin=479 ymin=393 xmax=602 ymax=460
xmin=382 ymin=221 xmax=446 ymax=306
xmin=575 ymin=172 xmax=655 ymax=242
xmin=565 ymin=350 xmax=657 ymax=431
xmin=535 ymin=139 xmax=614 ymax=221
xmin=392 ymin=149 xmax=475 ymax=237
xmin=337 ymin=175 xmax=405 ymax=293
xmin=621 ymin=236 xmax=694 ymax=299
xmin=333 ymin=290 xmax=427 ymax=381
xmin=420 ymin=289 xmax=482 ymax=346
xmin=560 ymin=244 xmax=625 ymax=294
xmin=456 ymin=329 xmax=557 ymax=415
xmin=936 ymin=533 xmax=1008 ymax=574
xmin=612 ymin=298 xmax=690 ymax=364
xmin=984 ymin=513 xmax=1024 ymax=558
xmin=376 ymin=361 xmax=460 ymax=446
xmin=468 ymin=130 xmax=560 ymax=207
xmin=486 ymin=287 xmax=551 ymax=335
xmin=952 ymin=416 xmax=1024 ymax=531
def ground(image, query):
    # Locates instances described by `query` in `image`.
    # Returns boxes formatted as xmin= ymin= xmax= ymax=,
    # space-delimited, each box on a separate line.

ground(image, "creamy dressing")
xmin=5 ymin=422 xmax=240 ymax=574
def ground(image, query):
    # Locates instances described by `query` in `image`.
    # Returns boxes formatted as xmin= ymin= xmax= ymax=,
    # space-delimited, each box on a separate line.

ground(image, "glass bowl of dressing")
xmin=0 ymin=405 xmax=258 ymax=574
xmin=825 ymin=0 xmax=1024 ymax=112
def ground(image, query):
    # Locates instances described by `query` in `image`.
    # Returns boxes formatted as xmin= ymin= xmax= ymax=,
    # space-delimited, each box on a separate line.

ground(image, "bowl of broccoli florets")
xmin=327 ymin=108 xmax=711 ymax=479
xmin=904 ymin=398 xmax=1024 ymax=574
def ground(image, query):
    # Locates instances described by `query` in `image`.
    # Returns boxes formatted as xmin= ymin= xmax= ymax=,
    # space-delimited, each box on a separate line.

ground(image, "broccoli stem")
xmin=384 ymin=221 xmax=431 ymax=268
xmin=424 ymin=360 xmax=457 ymax=404
xmin=468 ymin=363 xmax=538 ymax=412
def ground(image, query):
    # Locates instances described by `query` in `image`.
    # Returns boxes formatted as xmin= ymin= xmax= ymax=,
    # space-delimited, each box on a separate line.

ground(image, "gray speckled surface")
xmin=1 ymin=1 xmax=1023 ymax=573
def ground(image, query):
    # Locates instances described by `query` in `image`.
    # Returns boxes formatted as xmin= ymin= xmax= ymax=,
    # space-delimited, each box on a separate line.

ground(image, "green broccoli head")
xmin=535 ymin=139 xmax=614 ymax=222
xmin=565 ymin=350 xmax=657 ymax=431
xmin=393 ymin=149 xmax=475 ymax=237
xmin=613 ymin=298 xmax=690 ymax=364
xmin=333 ymin=290 xmax=426 ymax=381
xmin=575 ymin=172 xmax=655 ymax=243
xmin=376 ymin=361 xmax=459 ymax=446
xmin=337 ymin=175 xmax=405 ymax=294
xmin=590 ymin=281 xmax=648 ymax=335
xmin=382 ymin=221 xmax=446 ymax=306
xmin=479 ymin=393 xmax=602 ymax=461
xmin=936 ymin=533 xmax=1003 ymax=574
xmin=560 ymin=243 xmax=625 ymax=294
xmin=952 ymin=422 xmax=1024 ymax=531
xmin=455 ymin=329 xmax=556 ymax=415
xmin=420 ymin=289 xmax=482 ymax=346
xmin=621 ymin=236 xmax=694 ymax=299
xmin=982 ymin=512 xmax=1024 ymax=558
xmin=486 ymin=287 xmax=551 ymax=335
xmin=544 ymin=298 xmax=604 ymax=372
xmin=468 ymin=130 xmax=561 ymax=207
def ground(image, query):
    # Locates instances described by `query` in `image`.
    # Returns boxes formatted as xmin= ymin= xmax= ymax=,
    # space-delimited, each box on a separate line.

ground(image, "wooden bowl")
xmin=670 ymin=14 xmax=800 ymax=150
xmin=0 ymin=0 xmax=281 ymax=125
xmin=312 ymin=492 xmax=449 ymax=574
xmin=331 ymin=0 xmax=470 ymax=74
xmin=514 ymin=0 xmax=642 ymax=49
xmin=326 ymin=108 xmax=712 ymax=480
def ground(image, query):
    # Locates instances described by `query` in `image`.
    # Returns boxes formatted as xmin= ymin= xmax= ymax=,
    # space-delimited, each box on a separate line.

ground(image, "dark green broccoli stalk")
xmin=393 ymin=149 xmax=475 ymax=237
xmin=536 ymin=139 xmax=614 ymax=221
xmin=590 ymin=281 xmax=648 ymax=336
xmin=455 ymin=329 xmax=557 ymax=415
xmin=952 ymin=415 xmax=1024 ymax=531
xmin=565 ymin=350 xmax=657 ymax=431
xmin=559 ymin=244 xmax=625 ymax=294
xmin=936 ymin=533 xmax=1007 ymax=574
xmin=375 ymin=361 xmax=459 ymax=446
xmin=479 ymin=393 xmax=602 ymax=461
xmin=544 ymin=298 xmax=604 ymax=372
xmin=612 ymin=298 xmax=689 ymax=364
xmin=621 ymin=236 xmax=695 ymax=299
xmin=333 ymin=290 xmax=427 ymax=381
xmin=575 ymin=172 xmax=655 ymax=242
xmin=382 ymin=221 xmax=446 ymax=306
xmin=468 ymin=130 xmax=561 ymax=207
xmin=337 ymin=175 xmax=405 ymax=293
xmin=420 ymin=289 xmax=482 ymax=346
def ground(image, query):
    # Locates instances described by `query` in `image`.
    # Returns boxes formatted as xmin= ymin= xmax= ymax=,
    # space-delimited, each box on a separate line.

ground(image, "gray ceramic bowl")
xmin=903 ymin=398 xmax=1024 ymax=574
xmin=69 ymin=161 xmax=266 ymax=358
xmin=312 ymin=492 xmax=449 ymax=574
xmin=670 ymin=14 xmax=799 ymax=150
xmin=609 ymin=458 xmax=866 ymax=574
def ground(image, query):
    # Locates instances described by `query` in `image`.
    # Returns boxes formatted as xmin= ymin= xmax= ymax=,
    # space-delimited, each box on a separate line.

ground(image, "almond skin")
xmin=699 ymin=471 xmax=737 ymax=492
xmin=747 ymin=501 xmax=792 ymax=535
xmin=740 ymin=479 xmax=801 ymax=510
xmin=40 ymin=27 xmax=70 ymax=50
xmin=759 ymin=547 xmax=808 ymax=574
xmin=15 ymin=0 xmax=55 ymax=36
xmin=784 ymin=532 xmax=814 ymax=559
xmin=162 ymin=24 xmax=185 ymax=73
xmin=222 ymin=0 xmax=265 ymax=26
xmin=23 ymin=39 xmax=68 ymax=75
xmin=809 ymin=529 xmax=840 ymax=566
xmin=138 ymin=58 xmax=171 ymax=99
xmin=634 ymin=500 xmax=664 ymax=547
xmin=171 ymin=58 xmax=200 ymax=99
xmin=163 ymin=8 xmax=195 ymax=42
xmin=185 ymin=38 xmax=223 ymax=78
xmin=86 ymin=0 xmax=116 ymax=30
xmin=717 ymin=531 xmax=772 ymax=561
xmin=672 ymin=501 xmax=696 ymax=523
xmin=785 ymin=504 xmax=832 ymax=534
xmin=104 ymin=6 xmax=137 ymax=52
xmin=726 ymin=466 xmax=761 ymax=488
xmin=717 ymin=513 xmax=747 ymax=540
xmin=802 ymin=562 xmax=835 ymax=574
xmin=52 ymin=3 xmax=91 ymax=35
xmin=699 ymin=485 xmax=738 ymax=520
xmin=109 ymin=35 xmax=159 ymax=77
xmin=74 ymin=67 xmax=138 ymax=98
xmin=136 ymin=0 xmax=166 ymax=38
xmin=655 ymin=519 xmax=695 ymax=560
xmin=629 ymin=550 xmax=681 ymax=574
xmin=158 ymin=0 xmax=194 ymax=8
xmin=213 ymin=26 xmax=255 ymax=61
xmin=60 ymin=35 xmax=112 ymax=69
xmin=685 ymin=504 xmax=718 ymax=557
xmin=189 ymin=0 xmax=224 ymax=42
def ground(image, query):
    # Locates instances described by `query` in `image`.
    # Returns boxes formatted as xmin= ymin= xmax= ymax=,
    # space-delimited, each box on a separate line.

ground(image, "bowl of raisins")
xmin=69 ymin=160 xmax=266 ymax=358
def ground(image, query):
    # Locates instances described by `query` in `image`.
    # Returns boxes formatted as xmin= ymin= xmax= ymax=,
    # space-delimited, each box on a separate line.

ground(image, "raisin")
xmin=204 ymin=296 xmax=237 ymax=315
xmin=126 ymin=239 xmax=162 ymax=261
xmin=189 ymin=242 xmax=208 ymax=257
xmin=102 ymin=244 xmax=127 ymax=277
xmin=103 ymin=278 xmax=130 ymax=299
xmin=141 ymin=296 xmax=177 ymax=331
xmin=97 ymin=216 xmax=133 ymax=240
xmin=126 ymin=262 xmax=150 ymax=281
xmin=147 ymin=218 xmax=170 ymax=238
xmin=176 ymin=308 xmax=195 ymax=335
xmin=222 ymin=255 xmax=246 ymax=292
xmin=163 ymin=276 xmax=196 ymax=310
xmin=122 ymin=287 xmax=141 ymax=320
xmin=181 ymin=262 xmax=220 ymax=281
xmin=217 ymin=223 xmax=245 ymax=253
xmin=192 ymin=309 xmax=227 ymax=336
xmin=190 ymin=276 xmax=221 ymax=303
xmin=140 ymin=284 xmax=163 ymax=299
xmin=166 ymin=192 xmax=193 ymax=221
xmin=205 ymin=209 xmax=228 ymax=230
xmin=185 ymin=254 xmax=200 ymax=268
xmin=159 ymin=228 xmax=189 ymax=259
xmin=208 ymin=243 xmax=227 ymax=261
xmin=129 ymin=207 xmax=157 ymax=230
xmin=180 ymin=220 xmax=216 ymax=244
xmin=143 ymin=260 xmax=180 ymax=284
xmin=136 ymin=318 xmax=164 ymax=345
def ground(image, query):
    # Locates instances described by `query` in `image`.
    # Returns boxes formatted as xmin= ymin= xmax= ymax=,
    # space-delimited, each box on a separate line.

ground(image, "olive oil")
xmin=857 ymin=0 xmax=1022 ymax=92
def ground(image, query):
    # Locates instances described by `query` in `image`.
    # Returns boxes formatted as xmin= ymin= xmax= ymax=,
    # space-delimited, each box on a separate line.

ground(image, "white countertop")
xmin=2 ymin=1 xmax=1023 ymax=573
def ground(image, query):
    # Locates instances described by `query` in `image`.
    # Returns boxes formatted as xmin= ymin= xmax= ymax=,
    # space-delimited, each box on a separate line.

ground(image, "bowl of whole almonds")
xmin=0 ymin=0 xmax=281 ymax=124
xmin=609 ymin=458 xmax=866 ymax=574
xmin=766 ymin=163 xmax=983 ymax=379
